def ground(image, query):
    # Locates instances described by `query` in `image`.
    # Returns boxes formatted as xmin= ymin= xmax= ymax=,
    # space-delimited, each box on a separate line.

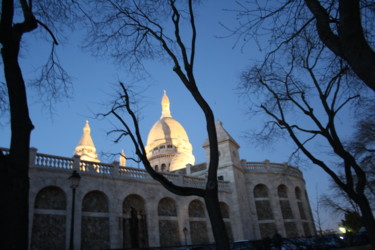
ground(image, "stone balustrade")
xmin=244 ymin=161 xmax=302 ymax=177
xmin=0 ymin=147 xmax=229 ymax=190
xmin=35 ymin=153 xmax=73 ymax=169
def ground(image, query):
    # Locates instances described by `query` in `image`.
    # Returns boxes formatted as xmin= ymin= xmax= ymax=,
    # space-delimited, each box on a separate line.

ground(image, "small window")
xmin=160 ymin=145 xmax=165 ymax=149
xmin=161 ymin=164 xmax=166 ymax=171
xmin=155 ymin=165 xmax=159 ymax=171
xmin=167 ymin=145 xmax=173 ymax=148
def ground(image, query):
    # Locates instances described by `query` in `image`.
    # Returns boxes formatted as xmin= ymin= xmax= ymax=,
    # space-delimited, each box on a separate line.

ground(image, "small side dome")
xmin=74 ymin=121 xmax=100 ymax=162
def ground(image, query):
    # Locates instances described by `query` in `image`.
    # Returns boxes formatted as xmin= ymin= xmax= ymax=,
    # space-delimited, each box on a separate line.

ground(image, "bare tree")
xmin=349 ymin=107 xmax=375 ymax=202
xmin=313 ymin=187 xmax=324 ymax=236
xmin=321 ymin=110 xmax=375 ymax=219
xmin=229 ymin=0 xmax=375 ymax=91
xmin=82 ymin=0 xmax=230 ymax=248
xmin=0 ymin=0 xmax=73 ymax=248
xmin=239 ymin=27 xmax=375 ymax=247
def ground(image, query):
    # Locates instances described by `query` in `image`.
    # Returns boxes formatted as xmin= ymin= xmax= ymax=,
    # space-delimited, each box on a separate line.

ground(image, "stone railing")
xmin=0 ymin=147 xmax=229 ymax=191
xmin=118 ymin=166 xmax=230 ymax=190
xmin=35 ymin=153 xmax=73 ymax=170
xmin=119 ymin=166 xmax=150 ymax=179
xmin=244 ymin=160 xmax=302 ymax=178
xmin=80 ymin=160 xmax=112 ymax=174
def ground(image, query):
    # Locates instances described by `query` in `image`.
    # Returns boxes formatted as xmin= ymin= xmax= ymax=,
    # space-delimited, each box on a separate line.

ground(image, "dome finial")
xmin=161 ymin=90 xmax=172 ymax=118
xmin=84 ymin=120 xmax=90 ymax=133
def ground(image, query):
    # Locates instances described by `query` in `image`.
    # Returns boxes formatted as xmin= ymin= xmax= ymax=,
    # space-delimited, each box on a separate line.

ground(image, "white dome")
xmin=146 ymin=117 xmax=191 ymax=150
xmin=145 ymin=91 xmax=195 ymax=171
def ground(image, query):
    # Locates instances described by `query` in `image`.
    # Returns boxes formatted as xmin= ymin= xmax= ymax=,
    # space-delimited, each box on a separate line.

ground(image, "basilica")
xmin=23 ymin=91 xmax=315 ymax=249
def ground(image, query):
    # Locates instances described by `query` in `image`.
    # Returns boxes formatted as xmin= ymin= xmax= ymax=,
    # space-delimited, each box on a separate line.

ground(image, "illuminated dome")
xmin=145 ymin=91 xmax=195 ymax=171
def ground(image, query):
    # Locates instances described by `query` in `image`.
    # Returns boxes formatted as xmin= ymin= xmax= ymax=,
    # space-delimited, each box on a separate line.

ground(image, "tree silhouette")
xmin=0 ymin=0 xmax=72 ymax=248
xmin=83 ymin=1 xmax=230 ymax=248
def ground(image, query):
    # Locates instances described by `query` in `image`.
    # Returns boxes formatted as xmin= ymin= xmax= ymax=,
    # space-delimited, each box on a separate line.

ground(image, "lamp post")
xmin=68 ymin=170 xmax=81 ymax=250
xmin=183 ymin=227 xmax=188 ymax=246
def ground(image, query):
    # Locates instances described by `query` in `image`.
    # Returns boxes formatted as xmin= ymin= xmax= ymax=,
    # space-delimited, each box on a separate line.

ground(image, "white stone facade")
xmin=10 ymin=92 xmax=315 ymax=249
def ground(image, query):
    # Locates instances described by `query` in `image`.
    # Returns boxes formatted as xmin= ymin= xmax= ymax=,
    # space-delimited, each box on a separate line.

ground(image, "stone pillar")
xmin=72 ymin=155 xmax=80 ymax=171
xmin=112 ymin=161 xmax=120 ymax=177
xmin=74 ymin=189 xmax=83 ymax=250
xmin=29 ymin=147 xmax=37 ymax=168
xmin=186 ymin=164 xmax=191 ymax=175
xmin=290 ymin=187 xmax=303 ymax=236
xmin=109 ymin=199 xmax=122 ymax=248
xmin=177 ymin=198 xmax=190 ymax=245
xmin=146 ymin=199 xmax=159 ymax=246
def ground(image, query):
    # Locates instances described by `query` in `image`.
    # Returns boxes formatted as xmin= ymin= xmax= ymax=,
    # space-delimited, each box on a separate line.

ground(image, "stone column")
xmin=29 ymin=147 xmax=37 ymax=168
xmin=108 ymin=190 xmax=122 ymax=249
xmin=72 ymin=155 xmax=80 ymax=171
xmin=112 ymin=161 xmax=120 ymax=177
xmin=146 ymin=198 xmax=159 ymax=246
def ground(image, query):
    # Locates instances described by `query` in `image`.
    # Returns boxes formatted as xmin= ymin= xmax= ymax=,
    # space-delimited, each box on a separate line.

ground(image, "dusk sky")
xmin=0 ymin=1 xmax=349 ymax=230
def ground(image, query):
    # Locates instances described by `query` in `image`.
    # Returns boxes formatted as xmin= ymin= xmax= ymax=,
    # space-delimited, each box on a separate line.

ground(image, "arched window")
xmin=278 ymin=185 xmax=296 ymax=237
xmin=122 ymin=195 xmax=148 ymax=248
xmin=295 ymin=187 xmax=302 ymax=200
xmin=34 ymin=186 xmax=66 ymax=210
xmin=82 ymin=190 xmax=109 ymax=212
xmin=155 ymin=165 xmax=158 ymax=171
xmin=158 ymin=197 xmax=177 ymax=216
xmin=158 ymin=198 xmax=179 ymax=246
xmin=254 ymin=184 xmax=269 ymax=198
xmin=277 ymin=185 xmax=288 ymax=198
xmin=188 ymin=200 xmax=208 ymax=244
xmin=219 ymin=202 xmax=233 ymax=242
xmin=81 ymin=191 xmax=110 ymax=250
xmin=253 ymin=184 xmax=276 ymax=238
xmin=161 ymin=163 xmax=167 ymax=171
xmin=219 ymin=202 xmax=230 ymax=218
xmin=188 ymin=200 xmax=205 ymax=217
xmin=295 ymin=187 xmax=307 ymax=220
xmin=253 ymin=184 xmax=274 ymax=220
xmin=31 ymin=186 xmax=67 ymax=250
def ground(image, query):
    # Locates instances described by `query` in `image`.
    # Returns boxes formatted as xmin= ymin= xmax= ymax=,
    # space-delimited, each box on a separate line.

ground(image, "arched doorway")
xmin=122 ymin=194 xmax=148 ymax=248
xmin=31 ymin=186 xmax=67 ymax=250
xmin=188 ymin=199 xmax=209 ymax=244
xmin=158 ymin=197 xmax=179 ymax=246
xmin=81 ymin=190 xmax=110 ymax=250
xmin=254 ymin=184 xmax=276 ymax=238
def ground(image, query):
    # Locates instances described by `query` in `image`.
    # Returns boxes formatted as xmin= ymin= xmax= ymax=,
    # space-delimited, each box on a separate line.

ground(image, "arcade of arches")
xmin=30 ymin=186 xmax=235 ymax=249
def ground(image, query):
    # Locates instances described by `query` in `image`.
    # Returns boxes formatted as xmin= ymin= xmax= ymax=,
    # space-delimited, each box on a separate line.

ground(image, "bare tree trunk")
xmin=1 ymin=39 xmax=34 ymax=250
xmin=204 ymin=189 xmax=229 ymax=250
xmin=0 ymin=0 xmax=36 ymax=247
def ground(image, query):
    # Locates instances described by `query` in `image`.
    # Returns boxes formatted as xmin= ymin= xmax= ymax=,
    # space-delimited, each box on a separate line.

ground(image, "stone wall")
xmin=31 ymin=186 xmax=67 ymax=250
xmin=31 ymin=214 xmax=66 ymax=250
xmin=81 ymin=216 xmax=109 ymax=250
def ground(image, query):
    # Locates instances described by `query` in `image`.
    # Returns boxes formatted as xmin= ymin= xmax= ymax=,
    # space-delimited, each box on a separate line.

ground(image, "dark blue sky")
xmin=0 ymin=0 xmax=347 ymax=231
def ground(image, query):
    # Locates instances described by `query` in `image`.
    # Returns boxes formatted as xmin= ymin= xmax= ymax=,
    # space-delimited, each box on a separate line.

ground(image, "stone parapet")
xmin=244 ymin=161 xmax=303 ymax=178
xmin=21 ymin=148 xmax=230 ymax=191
